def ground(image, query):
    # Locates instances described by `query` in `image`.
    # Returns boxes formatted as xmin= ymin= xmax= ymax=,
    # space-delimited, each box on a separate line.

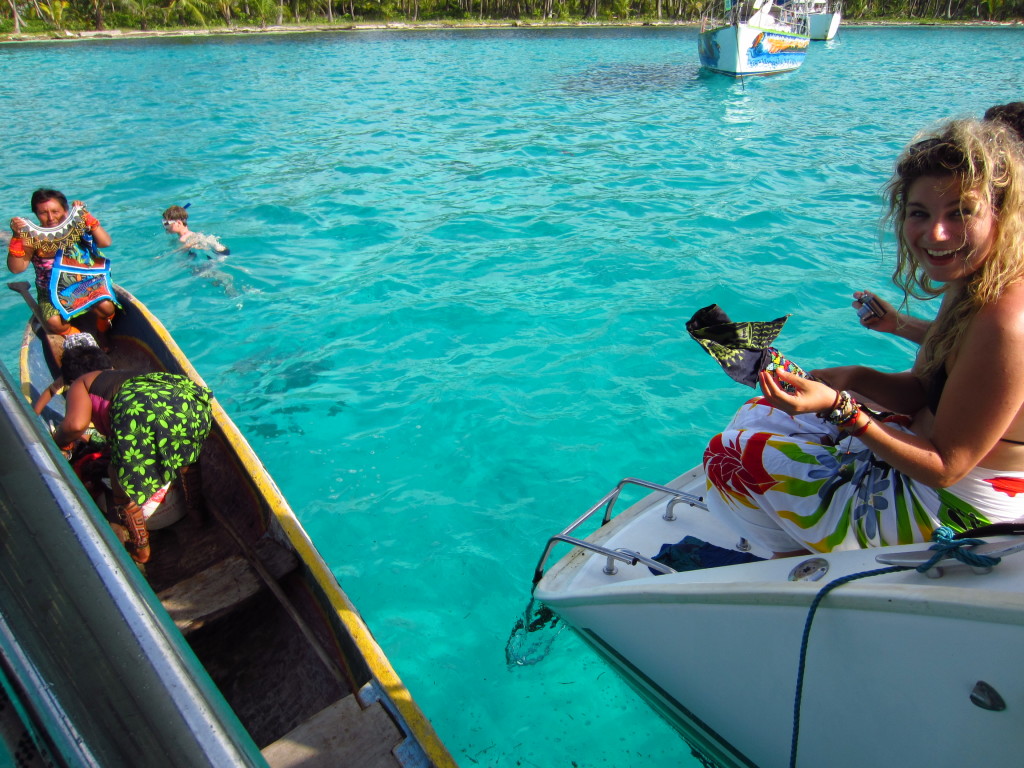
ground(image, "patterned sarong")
xmin=703 ymin=398 xmax=1005 ymax=553
xmin=109 ymin=373 xmax=212 ymax=506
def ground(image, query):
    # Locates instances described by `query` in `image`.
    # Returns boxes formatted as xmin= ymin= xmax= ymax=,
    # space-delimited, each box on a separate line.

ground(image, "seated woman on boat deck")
xmin=48 ymin=335 xmax=213 ymax=565
xmin=7 ymin=189 xmax=118 ymax=341
xmin=703 ymin=118 xmax=1024 ymax=557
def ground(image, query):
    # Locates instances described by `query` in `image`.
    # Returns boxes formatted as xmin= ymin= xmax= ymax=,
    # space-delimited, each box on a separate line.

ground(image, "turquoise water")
xmin=2 ymin=25 xmax=1023 ymax=766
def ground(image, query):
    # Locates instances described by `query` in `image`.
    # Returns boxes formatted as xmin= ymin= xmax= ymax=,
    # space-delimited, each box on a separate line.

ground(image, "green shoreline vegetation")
xmin=2 ymin=0 xmax=1022 ymax=44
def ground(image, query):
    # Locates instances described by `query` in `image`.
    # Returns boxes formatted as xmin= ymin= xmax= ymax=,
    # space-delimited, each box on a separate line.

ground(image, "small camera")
xmin=856 ymin=294 xmax=886 ymax=320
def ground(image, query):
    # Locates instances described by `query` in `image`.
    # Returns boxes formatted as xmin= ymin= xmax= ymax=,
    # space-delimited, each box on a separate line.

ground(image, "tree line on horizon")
xmin=2 ymin=0 xmax=1021 ymax=35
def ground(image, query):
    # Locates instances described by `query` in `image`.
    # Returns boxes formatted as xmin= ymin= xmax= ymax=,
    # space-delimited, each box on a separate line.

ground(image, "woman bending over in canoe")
xmin=703 ymin=118 xmax=1024 ymax=557
xmin=47 ymin=335 xmax=213 ymax=564
xmin=7 ymin=189 xmax=118 ymax=343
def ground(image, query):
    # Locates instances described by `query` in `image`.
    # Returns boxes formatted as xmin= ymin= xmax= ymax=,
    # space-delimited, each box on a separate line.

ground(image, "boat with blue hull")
xmin=699 ymin=0 xmax=810 ymax=77
xmin=4 ymin=281 xmax=456 ymax=768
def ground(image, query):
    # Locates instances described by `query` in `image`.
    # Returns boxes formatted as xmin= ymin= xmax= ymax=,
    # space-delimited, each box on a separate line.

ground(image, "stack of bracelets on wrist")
xmin=818 ymin=390 xmax=867 ymax=434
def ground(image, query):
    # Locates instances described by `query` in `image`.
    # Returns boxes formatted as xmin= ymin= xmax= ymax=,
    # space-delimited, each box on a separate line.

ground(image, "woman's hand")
xmin=853 ymin=291 xmax=899 ymax=334
xmin=853 ymin=290 xmax=932 ymax=344
xmin=9 ymin=217 xmax=27 ymax=235
xmin=759 ymin=367 xmax=837 ymax=417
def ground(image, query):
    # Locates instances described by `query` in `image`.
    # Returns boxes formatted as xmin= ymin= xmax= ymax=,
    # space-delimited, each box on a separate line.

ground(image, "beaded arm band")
xmin=818 ymin=390 xmax=861 ymax=429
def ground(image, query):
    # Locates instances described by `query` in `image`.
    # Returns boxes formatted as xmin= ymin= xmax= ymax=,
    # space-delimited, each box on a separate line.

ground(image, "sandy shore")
xmin=2 ymin=17 xmax=1019 ymax=44
xmin=2 ymin=20 xmax=681 ymax=44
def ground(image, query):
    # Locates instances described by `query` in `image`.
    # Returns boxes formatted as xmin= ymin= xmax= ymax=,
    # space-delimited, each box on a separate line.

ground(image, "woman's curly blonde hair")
xmin=885 ymin=118 xmax=1024 ymax=377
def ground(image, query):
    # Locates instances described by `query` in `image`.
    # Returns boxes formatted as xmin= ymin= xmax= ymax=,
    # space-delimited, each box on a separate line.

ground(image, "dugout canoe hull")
xmin=11 ymin=283 xmax=454 ymax=768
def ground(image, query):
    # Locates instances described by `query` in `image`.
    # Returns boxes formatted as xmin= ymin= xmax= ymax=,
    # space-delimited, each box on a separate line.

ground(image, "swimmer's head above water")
xmin=162 ymin=204 xmax=190 ymax=236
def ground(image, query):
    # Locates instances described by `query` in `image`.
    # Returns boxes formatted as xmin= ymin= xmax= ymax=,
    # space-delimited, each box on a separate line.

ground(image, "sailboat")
xmin=782 ymin=0 xmax=842 ymax=40
xmin=699 ymin=0 xmax=810 ymax=77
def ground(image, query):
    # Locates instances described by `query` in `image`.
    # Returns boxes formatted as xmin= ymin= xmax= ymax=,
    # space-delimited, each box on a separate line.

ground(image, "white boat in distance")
xmin=698 ymin=0 xmax=810 ymax=77
xmin=782 ymin=0 xmax=841 ymax=40
xmin=532 ymin=466 xmax=1024 ymax=768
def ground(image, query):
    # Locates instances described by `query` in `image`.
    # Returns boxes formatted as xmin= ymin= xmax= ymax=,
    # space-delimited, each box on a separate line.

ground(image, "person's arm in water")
xmin=183 ymin=230 xmax=230 ymax=255
xmin=853 ymin=290 xmax=931 ymax=345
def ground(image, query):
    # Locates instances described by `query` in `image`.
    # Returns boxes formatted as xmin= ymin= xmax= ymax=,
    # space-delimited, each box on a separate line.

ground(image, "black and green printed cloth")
xmin=686 ymin=304 xmax=811 ymax=388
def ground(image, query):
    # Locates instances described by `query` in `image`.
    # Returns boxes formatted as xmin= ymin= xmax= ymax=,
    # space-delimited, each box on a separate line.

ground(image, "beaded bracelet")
xmin=816 ymin=390 xmax=842 ymax=420
xmin=822 ymin=390 xmax=860 ymax=427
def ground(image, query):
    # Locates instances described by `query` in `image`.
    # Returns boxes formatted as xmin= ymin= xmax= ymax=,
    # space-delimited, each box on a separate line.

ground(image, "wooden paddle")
xmin=7 ymin=280 xmax=47 ymax=327
xmin=8 ymin=280 xmax=68 ymax=411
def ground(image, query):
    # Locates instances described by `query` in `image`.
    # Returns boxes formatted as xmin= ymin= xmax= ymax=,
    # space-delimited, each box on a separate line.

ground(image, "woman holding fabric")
xmin=7 ymin=188 xmax=118 ymax=340
xmin=703 ymin=118 xmax=1024 ymax=557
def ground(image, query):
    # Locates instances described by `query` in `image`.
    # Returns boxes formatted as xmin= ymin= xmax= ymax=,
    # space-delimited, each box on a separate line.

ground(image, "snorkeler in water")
xmin=162 ymin=204 xmax=239 ymax=297
xmin=162 ymin=204 xmax=230 ymax=256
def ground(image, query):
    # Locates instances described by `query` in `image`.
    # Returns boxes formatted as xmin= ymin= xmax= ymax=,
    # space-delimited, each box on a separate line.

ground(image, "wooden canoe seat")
xmin=261 ymin=694 xmax=406 ymax=768
xmin=157 ymin=538 xmax=298 ymax=633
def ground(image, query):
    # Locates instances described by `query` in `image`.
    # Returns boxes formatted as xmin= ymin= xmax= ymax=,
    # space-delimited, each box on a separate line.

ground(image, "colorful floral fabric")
xmin=703 ymin=397 xmax=1008 ymax=553
xmin=108 ymin=373 xmax=212 ymax=506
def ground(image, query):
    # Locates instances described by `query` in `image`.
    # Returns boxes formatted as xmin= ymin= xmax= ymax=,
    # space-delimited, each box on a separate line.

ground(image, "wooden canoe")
xmin=10 ymin=282 xmax=455 ymax=768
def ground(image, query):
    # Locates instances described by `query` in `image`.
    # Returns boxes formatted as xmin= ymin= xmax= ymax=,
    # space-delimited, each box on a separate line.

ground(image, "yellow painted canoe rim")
xmin=112 ymin=292 xmax=457 ymax=768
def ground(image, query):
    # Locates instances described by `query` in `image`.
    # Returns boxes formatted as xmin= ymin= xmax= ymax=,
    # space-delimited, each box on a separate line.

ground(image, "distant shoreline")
xmin=2 ymin=18 xmax=1021 ymax=44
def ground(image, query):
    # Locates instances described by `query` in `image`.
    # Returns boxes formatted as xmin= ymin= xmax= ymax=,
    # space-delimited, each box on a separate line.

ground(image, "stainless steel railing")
xmin=532 ymin=477 xmax=706 ymax=584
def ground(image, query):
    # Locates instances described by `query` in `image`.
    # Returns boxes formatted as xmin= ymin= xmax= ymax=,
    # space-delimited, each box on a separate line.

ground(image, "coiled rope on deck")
xmin=788 ymin=527 xmax=1004 ymax=768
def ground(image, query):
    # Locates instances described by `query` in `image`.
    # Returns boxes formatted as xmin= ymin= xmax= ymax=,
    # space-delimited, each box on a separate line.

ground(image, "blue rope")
xmin=915 ymin=526 xmax=1003 ymax=572
xmin=788 ymin=565 xmax=903 ymax=768
xmin=788 ymin=527 xmax=1003 ymax=768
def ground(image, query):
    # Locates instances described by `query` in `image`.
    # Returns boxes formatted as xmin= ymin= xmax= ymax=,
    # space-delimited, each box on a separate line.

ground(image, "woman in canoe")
xmin=7 ymin=189 xmax=118 ymax=343
xmin=47 ymin=335 xmax=212 ymax=564
xmin=703 ymin=118 xmax=1024 ymax=557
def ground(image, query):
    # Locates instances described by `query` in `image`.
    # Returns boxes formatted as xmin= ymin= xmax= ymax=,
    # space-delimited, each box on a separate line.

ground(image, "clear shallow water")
xmin=2 ymin=25 xmax=1023 ymax=766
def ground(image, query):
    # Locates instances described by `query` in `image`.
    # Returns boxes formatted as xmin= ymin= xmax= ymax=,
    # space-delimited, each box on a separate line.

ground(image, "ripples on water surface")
xmin=2 ymin=25 xmax=1022 ymax=766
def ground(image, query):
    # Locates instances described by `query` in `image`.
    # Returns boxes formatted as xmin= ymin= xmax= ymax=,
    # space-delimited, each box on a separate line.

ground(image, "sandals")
xmin=116 ymin=502 xmax=150 ymax=564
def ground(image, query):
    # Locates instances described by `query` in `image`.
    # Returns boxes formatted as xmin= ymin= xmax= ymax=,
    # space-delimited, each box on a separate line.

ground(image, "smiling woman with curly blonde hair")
xmin=702 ymin=118 xmax=1024 ymax=558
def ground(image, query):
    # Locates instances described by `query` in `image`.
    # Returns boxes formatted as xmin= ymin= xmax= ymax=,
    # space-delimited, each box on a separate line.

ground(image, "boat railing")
xmin=776 ymin=5 xmax=809 ymax=34
xmin=533 ymin=477 xmax=706 ymax=584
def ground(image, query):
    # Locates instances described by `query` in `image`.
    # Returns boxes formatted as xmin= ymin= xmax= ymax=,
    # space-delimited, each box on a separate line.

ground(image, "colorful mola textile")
xmin=49 ymin=233 xmax=117 ymax=320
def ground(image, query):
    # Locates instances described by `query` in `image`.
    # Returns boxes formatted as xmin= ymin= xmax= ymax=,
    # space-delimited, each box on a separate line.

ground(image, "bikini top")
xmin=926 ymin=365 xmax=1024 ymax=445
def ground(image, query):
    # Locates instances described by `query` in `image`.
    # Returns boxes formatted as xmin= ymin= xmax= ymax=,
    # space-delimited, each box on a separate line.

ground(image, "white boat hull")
xmin=699 ymin=22 xmax=809 ymax=77
xmin=807 ymin=11 xmax=841 ymax=40
xmin=535 ymin=469 xmax=1024 ymax=767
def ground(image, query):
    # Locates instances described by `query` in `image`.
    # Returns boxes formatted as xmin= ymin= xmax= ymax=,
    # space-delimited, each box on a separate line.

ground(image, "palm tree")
xmin=211 ymin=0 xmax=234 ymax=22
xmin=164 ymin=0 xmax=209 ymax=24
xmin=39 ymin=0 xmax=68 ymax=28
xmin=5 ymin=0 xmax=25 ymax=31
